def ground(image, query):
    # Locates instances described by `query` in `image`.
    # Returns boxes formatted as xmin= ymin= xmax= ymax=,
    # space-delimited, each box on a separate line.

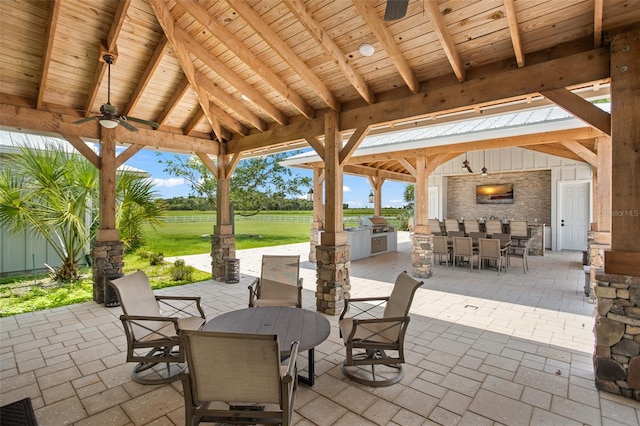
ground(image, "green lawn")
xmin=1 ymin=209 xmax=408 ymax=317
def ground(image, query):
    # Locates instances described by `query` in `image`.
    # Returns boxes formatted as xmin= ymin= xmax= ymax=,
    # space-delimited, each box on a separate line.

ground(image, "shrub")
xmin=169 ymin=259 xmax=194 ymax=282
xmin=149 ymin=252 xmax=164 ymax=266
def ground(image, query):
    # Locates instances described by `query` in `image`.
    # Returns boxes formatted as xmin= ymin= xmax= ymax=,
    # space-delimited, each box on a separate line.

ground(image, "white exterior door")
xmin=428 ymin=186 xmax=439 ymax=219
xmin=559 ymin=181 xmax=590 ymax=251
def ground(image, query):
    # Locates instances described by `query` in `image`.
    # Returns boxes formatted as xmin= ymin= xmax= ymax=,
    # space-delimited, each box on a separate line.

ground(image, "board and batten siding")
xmin=427 ymin=147 xmax=592 ymax=251
xmin=0 ymin=227 xmax=62 ymax=276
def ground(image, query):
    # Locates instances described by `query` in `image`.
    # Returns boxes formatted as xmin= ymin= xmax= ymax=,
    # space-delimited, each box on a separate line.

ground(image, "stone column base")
xmin=594 ymin=272 xmax=640 ymax=400
xmin=211 ymin=234 xmax=236 ymax=282
xmin=411 ymin=233 xmax=433 ymax=279
xmin=315 ymin=245 xmax=350 ymax=315
xmin=91 ymin=240 xmax=124 ymax=304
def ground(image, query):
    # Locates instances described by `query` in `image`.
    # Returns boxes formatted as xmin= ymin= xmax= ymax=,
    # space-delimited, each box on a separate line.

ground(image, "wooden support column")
xmin=309 ymin=167 xmax=324 ymax=262
xmin=605 ymin=27 xmax=640 ymax=275
xmin=411 ymin=156 xmax=433 ymax=278
xmin=211 ymin=143 xmax=235 ymax=281
xmin=91 ymin=127 xmax=123 ymax=303
xmin=316 ymin=111 xmax=350 ymax=315
xmin=593 ymin=135 xmax=612 ymax=232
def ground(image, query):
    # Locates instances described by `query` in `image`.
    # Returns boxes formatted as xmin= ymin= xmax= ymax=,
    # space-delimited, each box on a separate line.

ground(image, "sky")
xmin=123 ymin=147 xmax=410 ymax=209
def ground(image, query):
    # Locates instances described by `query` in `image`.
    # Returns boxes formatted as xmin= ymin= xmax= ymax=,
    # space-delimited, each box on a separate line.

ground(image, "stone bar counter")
xmin=594 ymin=272 xmax=640 ymax=400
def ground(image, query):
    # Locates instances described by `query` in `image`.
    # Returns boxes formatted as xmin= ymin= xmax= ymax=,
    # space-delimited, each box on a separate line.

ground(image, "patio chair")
xmin=108 ymin=271 xmax=206 ymax=384
xmin=444 ymin=218 xmax=461 ymax=234
xmin=180 ymin=330 xmax=299 ymax=426
xmin=248 ymin=255 xmax=303 ymax=308
xmin=509 ymin=220 xmax=529 ymax=248
xmin=339 ymin=271 xmax=423 ymax=387
xmin=478 ymin=238 xmax=508 ymax=275
xmin=428 ymin=218 xmax=443 ymax=235
xmin=509 ymin=237 xmax=534 ymax=273
xmin=452 ymin=236 xmax=477 ymax=270
xmin=432 ymin=235 xmax=451 ymax=267
xmin=463 ymin=219 xmax=480 ymax=233
xmin=484 ymin=220 xmax=503 ymax=235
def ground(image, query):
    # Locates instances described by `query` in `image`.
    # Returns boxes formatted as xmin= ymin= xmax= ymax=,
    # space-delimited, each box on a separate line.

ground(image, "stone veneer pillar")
xmin=587 ymin=231 xmax=610 ymax=302
xmin=411 ymin=233 xmax=433 ymax=279
xmin=91 ymin=240 xmax=124 ymax=304
xmin=315 ymin=244 xmax=350 ymax=315
xmin=594 ymin=272 xmax=640 ymax=400
xmin=211 ymin=233 xmax=236 ymax=282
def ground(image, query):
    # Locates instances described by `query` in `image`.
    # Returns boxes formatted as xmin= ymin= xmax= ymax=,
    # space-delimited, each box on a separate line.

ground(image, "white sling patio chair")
xmin=248 ymin=255 xmax=303 ymax=308
xmin=180 ymin=330 xmax=299 ymax=426
xmin=339 ymin=271 xmax=423 ymax=386
xmin=108 ymin=270 xmax=206 ymax=384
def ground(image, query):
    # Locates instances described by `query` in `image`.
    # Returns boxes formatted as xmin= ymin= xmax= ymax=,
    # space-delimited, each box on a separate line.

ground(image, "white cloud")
xmin=343 ymin=185 xmax=351 ymax=192
xmin=153 ymin=177 xmax=186 ymax=188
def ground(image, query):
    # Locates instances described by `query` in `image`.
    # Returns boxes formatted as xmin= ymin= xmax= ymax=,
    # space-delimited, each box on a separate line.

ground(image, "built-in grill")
xmin=364 ymin=216 xmax=394 ymax=234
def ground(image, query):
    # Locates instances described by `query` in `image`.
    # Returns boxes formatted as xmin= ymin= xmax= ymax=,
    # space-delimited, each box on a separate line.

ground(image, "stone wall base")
xmin=594 ymin=272 xmax=640 ymax=400
xmin=211 ymin=234 xmax=235 ymax=282
xmin=91 ymin=240 xmax=124 ymax=304
xmin=315 ymin=245 xmax=350 ymax=315
xmin=411 ymin=233 xmax=433 ymax=279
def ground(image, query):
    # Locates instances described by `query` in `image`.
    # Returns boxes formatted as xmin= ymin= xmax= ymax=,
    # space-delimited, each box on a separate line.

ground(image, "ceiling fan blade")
xmin=384 ymin=0 xmax=409 ymax=21
xmin=125 ymin=116 xmax=160 ymax=129
xmin=118 ymin=119 xmax=139 ymax=132
xmin=74 ymin=116 xmax=99 ymax=124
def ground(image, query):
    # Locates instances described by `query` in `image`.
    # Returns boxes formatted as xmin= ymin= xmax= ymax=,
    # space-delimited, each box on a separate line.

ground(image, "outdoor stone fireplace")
xmin=594 ymin=272 xmax=640 ymax=400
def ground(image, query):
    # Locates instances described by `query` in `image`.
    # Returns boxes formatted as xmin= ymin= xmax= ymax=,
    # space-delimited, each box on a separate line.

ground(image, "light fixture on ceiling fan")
xmin=74 ymin=54 xmax=159 ymax=132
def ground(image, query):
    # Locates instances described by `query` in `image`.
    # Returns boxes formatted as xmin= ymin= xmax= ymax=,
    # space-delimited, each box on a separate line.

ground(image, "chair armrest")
xmin=155 ymin=295 xmax=206 ymax=319
xmin=347 ymin=316 xmax=411 ymax=344
xmin=340 ymin=296 xmax=390 ymax=320
xmin=284 ymin=341 xmax=300 ymax=381
xmin=248 ymin=278 xmax=260 ymax=307
xmin=296 ymin=278 xmax=303 ymax=308
xmin=120 ymin=314 xmax=181 ymax=338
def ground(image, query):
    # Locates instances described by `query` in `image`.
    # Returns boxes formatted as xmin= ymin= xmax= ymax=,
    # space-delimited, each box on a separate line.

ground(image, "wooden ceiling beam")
xmin=84 ymin=0 xmax=131 ymax=117
xmin=150 ymin=0 xmax=233 ymax=141
xmin=0 ymin=102 xmax=219 ymax=155
xmin=397 ymin=158 xmax=416 ymax=177
xmin=175 ymin=26 xmax=288 ymax=126
xmin=116 ymin=144 xmax=145 ymax=168
xmin=305 ymin=136 xmax=325 ymax=162
xmin=353 ymin=0 xmax=419 ymax=93
xmin=61 ymin=134 xmax=100 ymax=169
xmin=229 ymin=0 xmax=338 ymax=111
xmin=424 ymin=0 xmax=466 ymax=82
xmin=523 ymin=144 xmax=583 ymax=162
xmin=594 ymin=0 xmax=604 ymax=48
xmin=541 ymin=88 xmax=611 ymax=135
xmin=560 ymin=140 xmax=598 ymax=166
xmin=285 ymin=0 xmax=375 ymax=104
xmin=183 ymin=109 xmax=205 ymax=136
xmin=123 ymin=35 xmax=169 ymax=116
xmin=195 ymin=72 xmax=266 ymax=131
xmin=504 ymin=0 xmax=525 ymax=68
xmin=175 ymin=0 xmax=314 ymax=119
xmin=196 ymin=152 xmax=218 ymax=179
xmin=228 ymin=48 xmax=609 ymax=153
xmin=426 ymin=153 xmax=459 ymax=175
xmin=37 ymin=0 xmax=61 ymax=110
xmin=344 ymin=164 xmax=414 ymax=183
xmin=156 ymin=78 xmax=190 ymax=127
xmin=339 ymin=126 xmax=370 ymax=166
xmin=340 ymin=48 xmax=609 ymax=131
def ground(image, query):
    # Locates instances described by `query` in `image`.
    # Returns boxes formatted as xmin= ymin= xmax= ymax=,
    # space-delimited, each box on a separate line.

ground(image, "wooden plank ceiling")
xmin=0 ymin=0 xmax=638 ymax=180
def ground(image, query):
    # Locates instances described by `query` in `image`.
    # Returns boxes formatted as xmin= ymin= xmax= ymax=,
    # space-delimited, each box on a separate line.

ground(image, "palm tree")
xmin=0 ymin=142 xmax=164 ymax=281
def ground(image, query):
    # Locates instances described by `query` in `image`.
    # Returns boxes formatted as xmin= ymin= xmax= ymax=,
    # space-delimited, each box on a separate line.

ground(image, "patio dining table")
xmin=203 ymin=306 xmax=330 ymax=386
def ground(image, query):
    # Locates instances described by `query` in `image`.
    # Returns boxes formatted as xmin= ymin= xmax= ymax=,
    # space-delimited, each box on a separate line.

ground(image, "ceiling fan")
xmin=384 ymin=0 xmax=409 ymax=21
xmin=74 ymin=54 xmax=159 ymax=132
